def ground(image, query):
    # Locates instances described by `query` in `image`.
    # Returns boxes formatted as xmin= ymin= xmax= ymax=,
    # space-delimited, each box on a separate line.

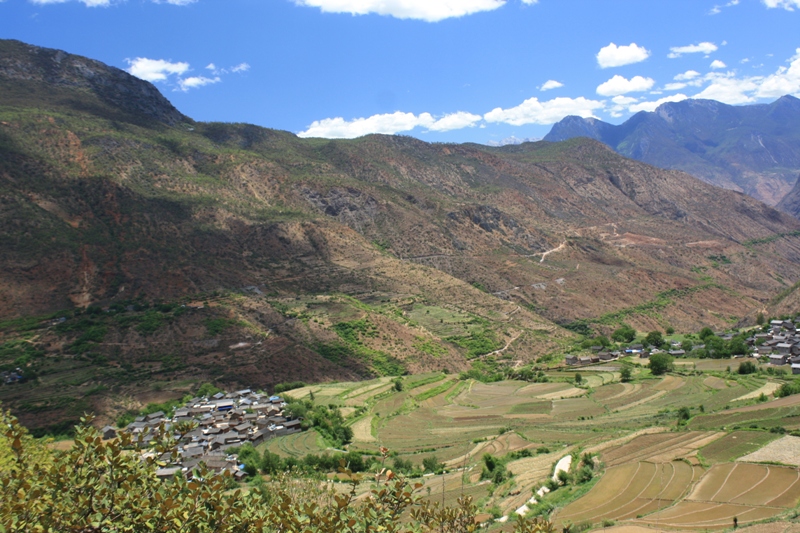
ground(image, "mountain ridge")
xmin=544 ymin=96 xmax=800 ymax=209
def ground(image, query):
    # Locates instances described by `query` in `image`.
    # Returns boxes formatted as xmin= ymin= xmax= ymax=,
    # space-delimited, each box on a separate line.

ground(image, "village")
xmin=566 ymin=319 xmax=800 ymax=372
xmin=110 ymin=390 xmax=301 ymax=481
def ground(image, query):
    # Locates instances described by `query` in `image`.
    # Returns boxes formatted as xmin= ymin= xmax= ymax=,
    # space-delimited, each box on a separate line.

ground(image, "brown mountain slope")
xmin=4 ymin=40 xmax=800 ymax=431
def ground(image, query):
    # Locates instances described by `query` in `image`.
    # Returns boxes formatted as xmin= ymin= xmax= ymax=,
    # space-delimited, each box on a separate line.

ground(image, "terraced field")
xmin=261 ymin=355 xmax=800 ymax=530
xmin=636 ymin=463 xmax=800 ymax=529
xmin=555 ymin=461 xmax=703 ymax=525
xmin=603 ymin=432 xmax=724 ymax=467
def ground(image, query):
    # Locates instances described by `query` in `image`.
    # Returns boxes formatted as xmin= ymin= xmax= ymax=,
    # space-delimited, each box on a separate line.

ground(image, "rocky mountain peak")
xmin=0 ymin=39 xmax=188 ymax=126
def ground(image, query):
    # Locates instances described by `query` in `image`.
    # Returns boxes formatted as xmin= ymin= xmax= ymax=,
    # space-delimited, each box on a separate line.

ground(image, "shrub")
xmin=738 ymin=361 xmax=757 ymax=375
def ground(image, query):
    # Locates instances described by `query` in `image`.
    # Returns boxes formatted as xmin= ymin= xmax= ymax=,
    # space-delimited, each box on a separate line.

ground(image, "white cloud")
xmin=668 ymin=42 xmax=718 ymax=58
xmin=484 ymin=96 xmax=604 ymax=126
xmin=664 ymin=82 xmax=687 ymax=91
xmin=293 ymin=0 xmax=506 ymax=22
xmin=298 ymin=111 xmax=434 ymax=138
xmin=763 ymin=0 xmax=800 ymax=10
xmin=179 ymin=76 xmax=221 ymax=91
xmin=693 ymin=73 xmax=760 ymax=104
xmin=674 ymin=70 xmax=701 ymax=81
xmin=596 ymin=42 xmax=650 ymax=68
xmin=297 ymin=110 xmax=482 ymax=138
xmin=231 ymin=62 xmax=250 ymax=73
xmin=125 ymin=58 xmax=189 ymax=82
xmin=709 ymin=0 xmax=739 ymax=14
xmin=608 ymin=95 xmax=639 ymax=117
xmin=756 ymin=48 xmax=800 ymax=97
xmin=629 ymin=93 xmax=689 ymax=113
xmin=205 ymin=63 xmax=216 ymax=71
xmin=596 ymin=75 xmax=655 ymax=96
xmin=427 ymin=111 xmax=482 ymax=131
xmin=540 ymin=80 xmax=564 ymax=91
xmin=710 ymin=59 xmax=727 ymax=69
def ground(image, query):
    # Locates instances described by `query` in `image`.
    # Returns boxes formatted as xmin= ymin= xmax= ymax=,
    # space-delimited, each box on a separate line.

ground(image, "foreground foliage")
xmin=0 ymin=408 xmax=552 ymax=532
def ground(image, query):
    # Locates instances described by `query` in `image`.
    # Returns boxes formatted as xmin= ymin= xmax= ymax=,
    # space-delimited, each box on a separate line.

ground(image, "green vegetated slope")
xmin=4 ymin=39 xmax=800 ymax=432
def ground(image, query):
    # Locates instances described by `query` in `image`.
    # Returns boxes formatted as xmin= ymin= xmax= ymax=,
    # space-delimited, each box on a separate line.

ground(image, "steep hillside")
xmin=3 ymin=40 xmax=800 ymax=432
xmin=545 ymin=96 xmax=800 ymax=208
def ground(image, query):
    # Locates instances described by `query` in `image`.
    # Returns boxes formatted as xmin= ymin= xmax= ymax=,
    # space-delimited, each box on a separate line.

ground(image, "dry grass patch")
xmin=739 ymin=435 xmax=800 ymax=466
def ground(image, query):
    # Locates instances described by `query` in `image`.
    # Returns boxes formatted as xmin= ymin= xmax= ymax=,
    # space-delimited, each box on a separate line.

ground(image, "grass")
xmin=698 ymin=430 xmax=780 ymax=463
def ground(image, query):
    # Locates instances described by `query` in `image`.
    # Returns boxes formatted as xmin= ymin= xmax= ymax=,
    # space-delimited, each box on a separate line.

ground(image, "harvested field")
xmin=351 ymin=416 xmax=376 ymax=443
xmin=740 ymin=435 xmax=800 ymax=466
xmin=550 ymin=397 xmax=606 ymax=419
xmin=700 ymin=431 xmax=779 ymax=463
xmin=734 ymin=382 xmax=781 ymax=402
xmin=603 ymin=432 xmax=723 ymax=467
xmin=556 ymin=461 xmax=702 ymax=525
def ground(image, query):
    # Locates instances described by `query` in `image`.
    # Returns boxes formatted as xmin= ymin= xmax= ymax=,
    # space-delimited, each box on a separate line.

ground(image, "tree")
xmin=699 ymin=327 xmax=715 ymax=341
xmin=677 ymin=406 xmax=692 ymax=424
xmin=756 ymin=313 xmax=765 ymax=326
xmin=574 ymin=373 xmax=583 ymax=384
xmin=644 ymin=331 xmax=664 ymax=348
xmin=738 ymin=361 xmax=757 ymax=375
xmin=611 ymin=325 xmax=637 ymax=343
xmin=681 ymin=339 xmax=694 ymax=352
xmin=393 ymin=378 xmax=403 ymax=392
xmin=665 ymin=326 xmax=675 ymax=335
xmin=620 ymin=366 xmax=632 ymax=383
xmin=649 ymin=353 xmax=674 ymax=376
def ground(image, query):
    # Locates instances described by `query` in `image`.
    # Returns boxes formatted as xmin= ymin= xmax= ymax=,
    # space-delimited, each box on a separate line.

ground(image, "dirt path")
xmin=538 ymin=241 xmax=568 ymax=263
xmin=484 ymin=331 xmax=522 ymax=358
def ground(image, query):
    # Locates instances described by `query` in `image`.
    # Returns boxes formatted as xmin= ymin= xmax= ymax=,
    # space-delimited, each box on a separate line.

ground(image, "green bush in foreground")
xmin=0 ymin=407 xmax=555 ymax=532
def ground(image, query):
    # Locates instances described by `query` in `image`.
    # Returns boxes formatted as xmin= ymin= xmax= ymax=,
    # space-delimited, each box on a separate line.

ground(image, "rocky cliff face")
xmin=544 ymin=96 xmax=800 ymax=209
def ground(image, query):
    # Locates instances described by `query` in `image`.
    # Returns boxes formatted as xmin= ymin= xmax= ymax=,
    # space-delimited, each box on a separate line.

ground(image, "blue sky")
xmin=1 ymin=0 xmax=799 ymax=144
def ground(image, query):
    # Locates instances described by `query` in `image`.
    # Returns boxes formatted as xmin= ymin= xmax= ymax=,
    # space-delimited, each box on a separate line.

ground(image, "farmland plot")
xmin=556 ymin=461 xmax=702 ymax=525
xmin=637 ymin=463 xmax=800 ymax=529
xmin=700 ymin=431 xmax=779 ymax=463
xmin=740 ymin=435 xmax=800 ymax=466
xmin=603 ymin=432 xmax=723 ymax=467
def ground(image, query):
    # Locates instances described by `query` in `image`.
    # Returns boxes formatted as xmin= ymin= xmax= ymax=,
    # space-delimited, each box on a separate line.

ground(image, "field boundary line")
xmin=764 ymin=468 xmax=800 ymax=507
xmin=728 ymin=465 xmax=770 ymax=503
xmin=709 ymin=463 xmax=740 ymax=501
xmin=561 ymin=462 xmax=645 ymax=519
xmin=597 ymin=461 xmax=668 ymax=519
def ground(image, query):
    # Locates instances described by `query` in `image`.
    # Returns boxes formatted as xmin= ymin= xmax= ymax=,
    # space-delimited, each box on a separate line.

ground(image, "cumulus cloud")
xmin=596 ymin=75 xmax=655 ymax=96
xmin=484 ymin=96 xmax=604 ymax=126
xmin=298 ymin=111 xmax=482 ymax=138
xmin=179 ymin=76 xmax=221 ymax=91
xmin=127 ymin=57 xmax=247 ymax=91
xmin=629 ymin=94 xmax=689 ymax=113
xmin=763 ymin=0 xmax=800 ymax=9
xmin=756 ymin=49 xmax=800 ymax=97
xmin=709 ymin=0 xmax=739 ymax=14
xmin=608 ymin=95 xmax=639 ymax=117
xmin=293 ymin=0 xmax=506 ymax=22
xmin=674 ymin=70 xmax=701 ymax=81
xmin=664 ymin=82 xmax=687 ymax=91
xmin=693 ymin=73 xmax=760 ymax=104
xmin=710 ymin=60 xmax=727 ymax=69
xmin=126 ymin=58 xmax=189 ymax=82
xmin=540 ymin=80 xmax=564 ymax=91
xmin=668 ymin=42 xmax=718 ymax=58
xmin=596 ymin=42 xmax=650 ymax=68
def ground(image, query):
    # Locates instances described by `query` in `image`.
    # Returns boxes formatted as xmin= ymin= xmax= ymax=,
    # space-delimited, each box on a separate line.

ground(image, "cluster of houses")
xmin=757 ymin=320 xmax=800 ymax=373
xmin=565 ymin=319 xmax=800 ymax=372
xmin=110 ymin=389 xmax=302 ymax=480
xmin=1 ymin=367 xmax=25 ymax=385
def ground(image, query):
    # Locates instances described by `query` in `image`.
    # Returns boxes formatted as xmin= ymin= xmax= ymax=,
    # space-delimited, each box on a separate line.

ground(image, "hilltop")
xmin=545 ymin=97 xmax=800 ymax=208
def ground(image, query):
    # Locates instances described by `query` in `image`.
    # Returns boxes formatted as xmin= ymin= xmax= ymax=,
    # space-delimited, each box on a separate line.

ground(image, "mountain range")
xmin=2 ymin=39 xmax=800 ymax=431
xmin=544 ymin=97 xmax=800 ymax=213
